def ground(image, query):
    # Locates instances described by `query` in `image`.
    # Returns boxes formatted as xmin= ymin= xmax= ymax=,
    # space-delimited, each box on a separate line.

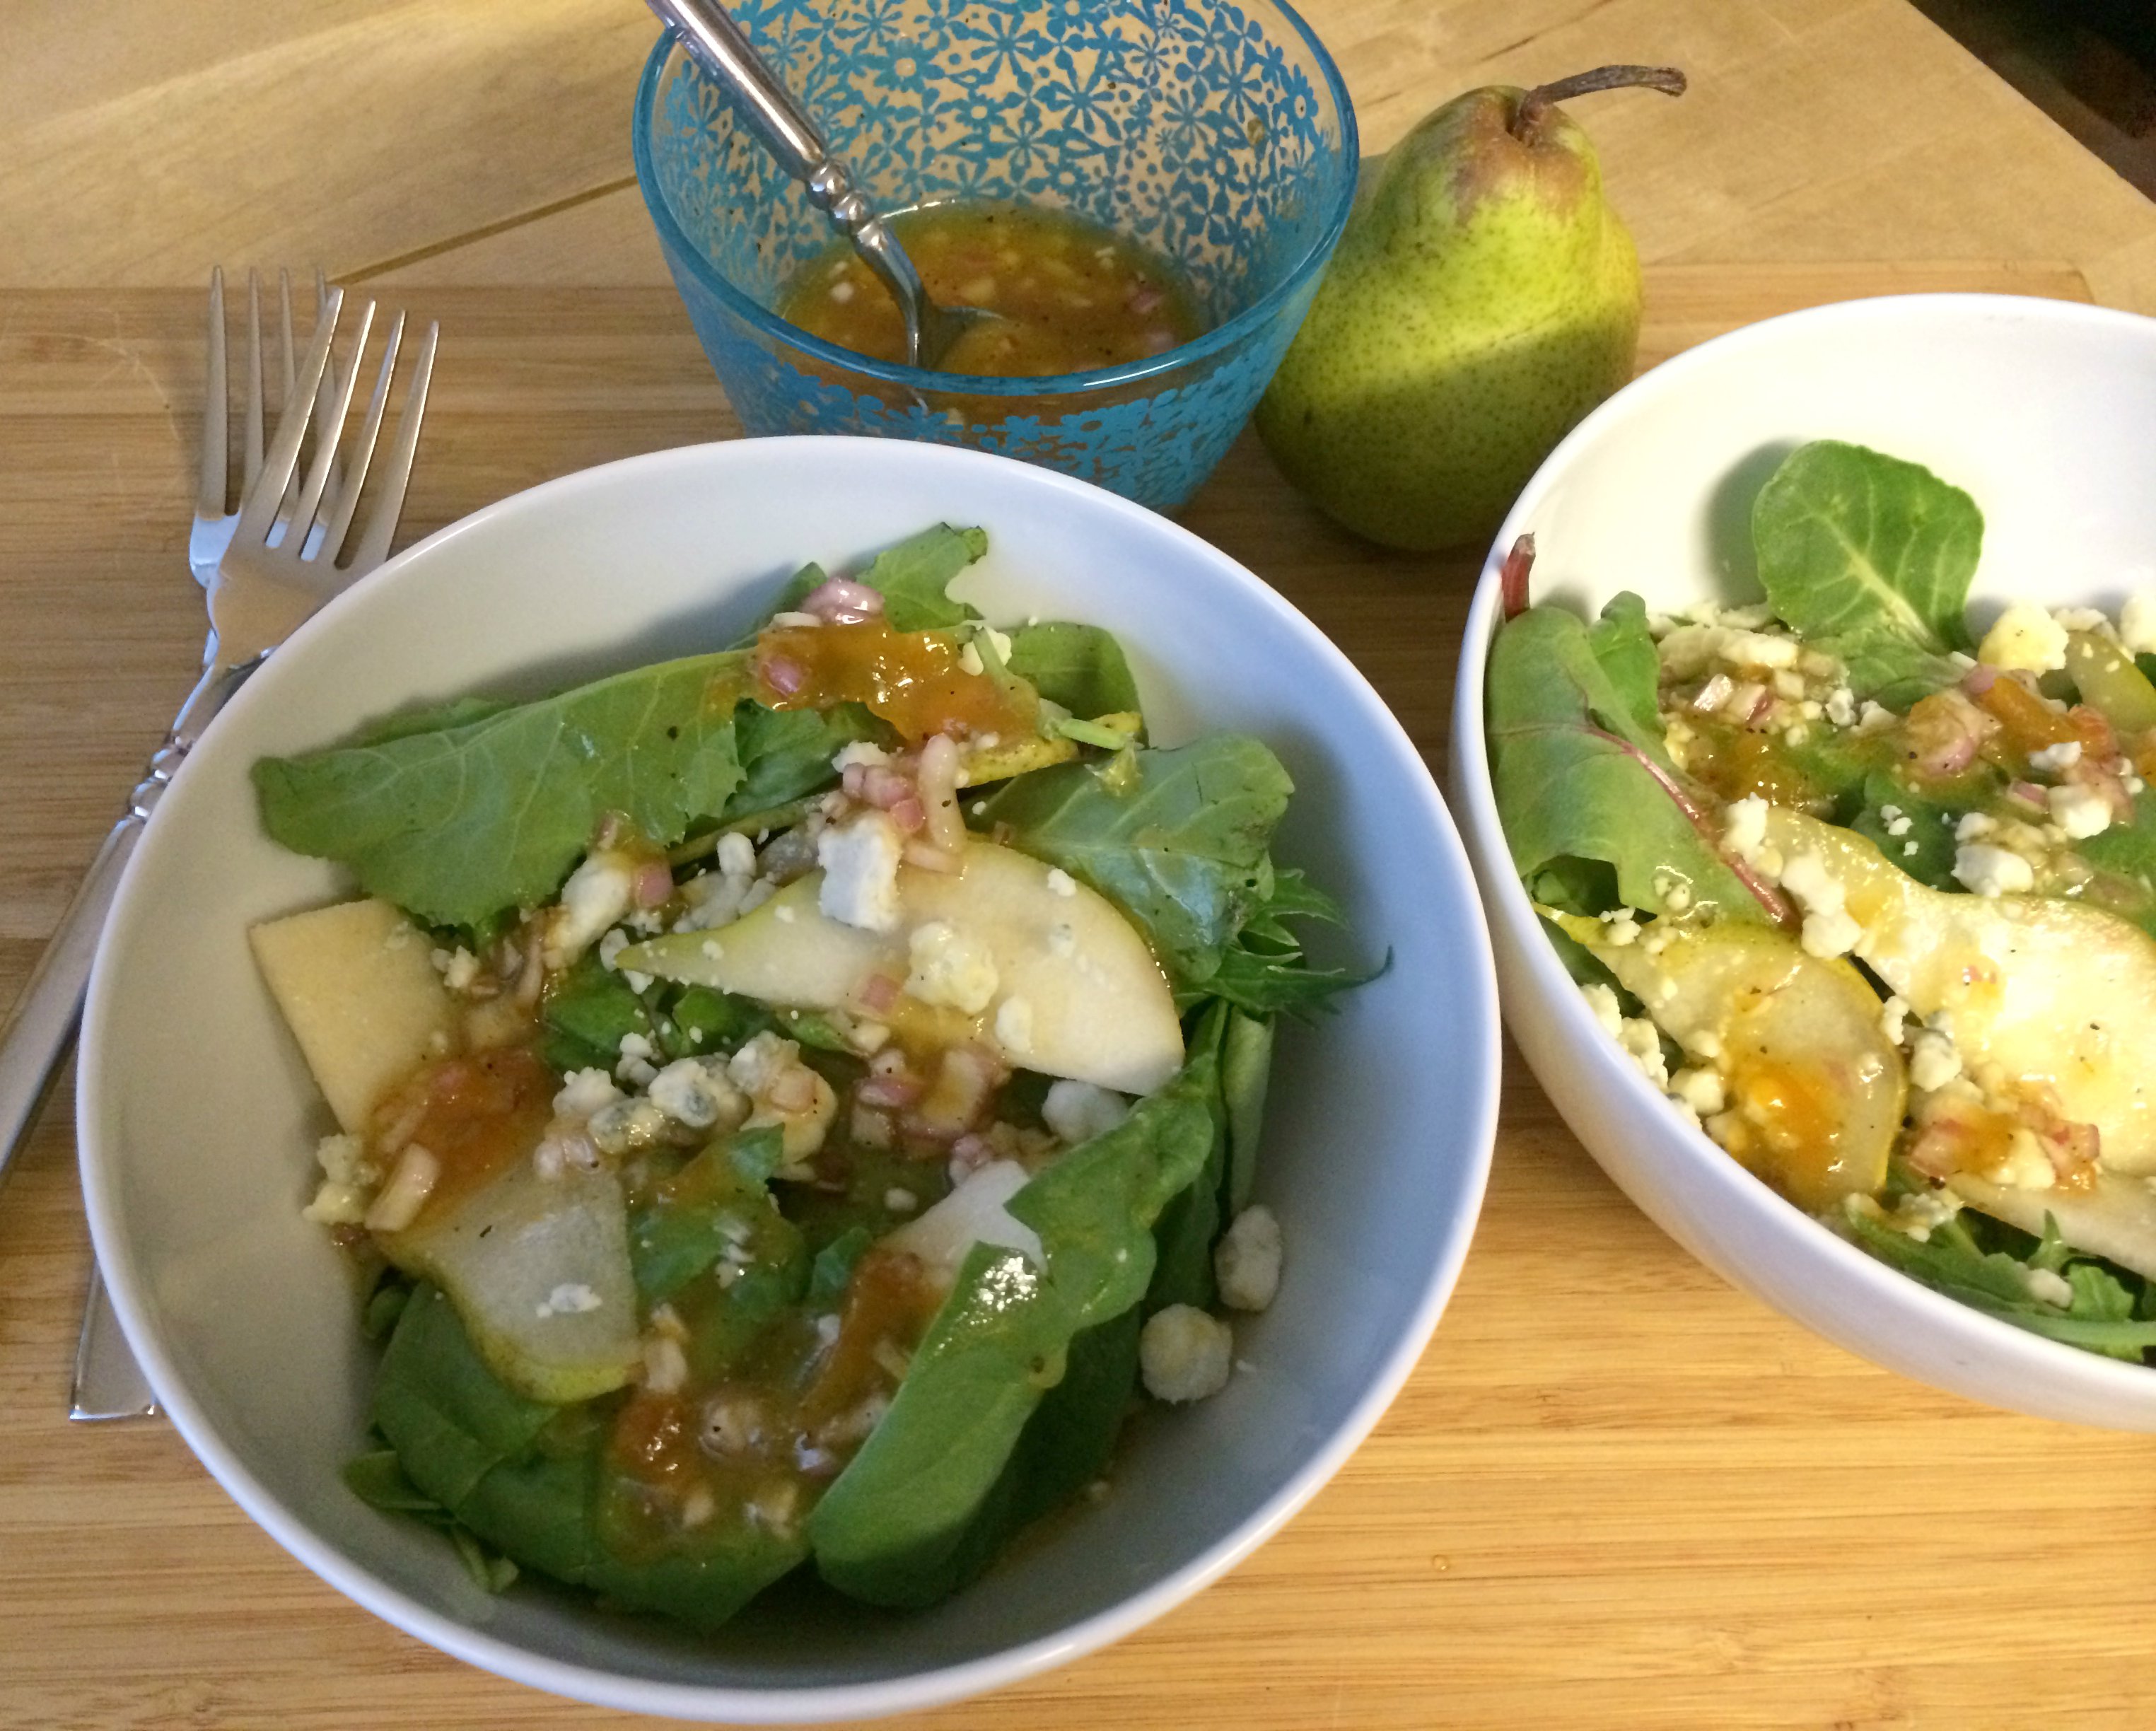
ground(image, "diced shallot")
xmin=861 ymin=764 xmax=916 ymax=809
xmin=1962 ymin=663 xmax=1999 ymax=699
xmin=365 ymin=1144 xmax=440 ymax=1234
xmin=802 ymin=578 xmax=885 ymax=624
xmin=917 ymin=733 xmax=964 ymax=854
xmin=2008 ymin=780 xmax=2049 ymax=810
xmin=886 ymin=797 xmax=926 ymax=834
xmin=903 ymin=840 xmax=962 ymax=873
xmin=762 ymin=654 xmax=807 ymax=697
xmin=856 ymin=1072 xmax=924 ymax=1109
xmin=632 ymin=859 xmax=675 ymax=909
xmin=858 ymin=973 xmax=902 ymax=1015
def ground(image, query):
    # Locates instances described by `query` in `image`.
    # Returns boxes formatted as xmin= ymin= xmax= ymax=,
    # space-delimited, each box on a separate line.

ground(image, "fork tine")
xmin=288 ymin=300 xmax=374 ymax=539
xmin=276 ymin=268 xmax=304 ymax=525
xmin=197 ymin=267 xmax=227 ymax=517
xmin=347 ymin=320 xmax=437 ymax=574
xmin=242 ymin=268 xmax=264 ymax=491
xmin=317 ymin=311 xmax=404 ymax=564
xmin=309 ymin=267 xmax=345 ymax=532
xmin=233 ymin=287 xmax=346 ymax=549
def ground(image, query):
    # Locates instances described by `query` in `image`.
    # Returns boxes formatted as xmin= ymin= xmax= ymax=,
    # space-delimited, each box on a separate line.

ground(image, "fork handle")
xmin=0 ymin=659 xmax=246 ymax=1191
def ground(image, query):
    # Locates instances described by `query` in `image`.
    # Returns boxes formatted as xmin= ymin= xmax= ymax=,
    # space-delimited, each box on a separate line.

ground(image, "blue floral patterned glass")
xmin=631 ymin=0 xmax=1357 ymax=511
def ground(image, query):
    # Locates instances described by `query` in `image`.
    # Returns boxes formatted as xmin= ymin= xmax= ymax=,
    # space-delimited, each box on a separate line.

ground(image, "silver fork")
xmin=0 ymin=272 xmax=438 ymax=1418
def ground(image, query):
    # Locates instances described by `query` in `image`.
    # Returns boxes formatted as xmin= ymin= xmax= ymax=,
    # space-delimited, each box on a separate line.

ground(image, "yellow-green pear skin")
xmin=1256 ymin=84 xmax=1645 ymax=551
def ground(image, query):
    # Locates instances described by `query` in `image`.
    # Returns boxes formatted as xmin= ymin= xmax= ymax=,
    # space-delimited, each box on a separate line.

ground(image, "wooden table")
xmin=6 ymin=4 xmax=2156 ymax=1727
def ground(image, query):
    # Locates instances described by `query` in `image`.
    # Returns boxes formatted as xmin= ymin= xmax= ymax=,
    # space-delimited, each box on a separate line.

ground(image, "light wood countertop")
xmin=5 ymin=4 xmax=2156 ymax=1726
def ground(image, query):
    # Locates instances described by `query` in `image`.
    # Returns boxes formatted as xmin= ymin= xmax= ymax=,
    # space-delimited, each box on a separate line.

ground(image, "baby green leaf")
xmin=1006 ymin=622 xmax=1141 ymax=719
xmin=255 ymin=653 xmax=752 ymax=929
xmin=1752 ymin=441 xmax=1981 ymax=707
xmin=1487 ymin=599 xmax=1773 ymax=923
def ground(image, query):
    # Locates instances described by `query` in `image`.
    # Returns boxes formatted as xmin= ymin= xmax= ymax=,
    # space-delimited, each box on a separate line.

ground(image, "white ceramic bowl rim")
xmin=1455 ymin=291 xmax=2156 ymax=1418
xmin=627 ymin=1 xmax=1362 ymax=400
xmin=80 ymin=436 xmax=1498 ymax=1722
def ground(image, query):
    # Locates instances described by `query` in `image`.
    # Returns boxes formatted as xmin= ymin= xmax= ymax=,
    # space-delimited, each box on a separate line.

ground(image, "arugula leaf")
xmin=351 ymin=694 xmax=514 ymax=747
xmin=1006 ymin=623 xmax=1142 ymax=720
xmin=808 ymin=1018 xmax=1225 ymax=1605
xmin=973 ymin=737 xmax=1291 ymax=990
xmin=1843 ymin=1201 xmax=2156 ymax=1360
xmin=808 ymin=1225 xmax=875 ymax=1307
xmin=1199 ymin=865 xmax=1378 ymax=1017
xmin=1488 ymin=600 xmax=1770 ymax=923
xmin=1220 ymin=1009 xmax=1274 ymax=1214
xmin=1846 ymin=771 xmax=1964 ymax=892
xmin=1752 ymin=441 xmax=1981 ymax=707
xmin=2065 ymin=789 xmax=2156 ymax=940
xmin=255 ymin=653 xmax=751 ymax=928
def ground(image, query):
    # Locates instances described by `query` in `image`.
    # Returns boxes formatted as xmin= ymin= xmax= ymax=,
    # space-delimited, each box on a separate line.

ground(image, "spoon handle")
xmin=646 ymin=0 xmax=932 ymax=361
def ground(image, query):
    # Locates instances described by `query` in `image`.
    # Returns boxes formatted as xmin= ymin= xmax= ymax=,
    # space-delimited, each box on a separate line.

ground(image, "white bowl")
xmin=1452 ymin=293 xmax=2156 ymax=1431
xmin=78 ymin=436 xmax=1498 ymax=1720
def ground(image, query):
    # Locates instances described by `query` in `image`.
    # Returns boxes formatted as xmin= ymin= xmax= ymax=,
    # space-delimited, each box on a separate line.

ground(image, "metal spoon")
xmin=646 ymin=0 xmax=995 ymax=371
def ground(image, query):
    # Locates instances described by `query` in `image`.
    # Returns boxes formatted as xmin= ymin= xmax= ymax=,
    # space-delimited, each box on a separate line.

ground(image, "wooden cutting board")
xmin=4 ymin=262 xmax=2145 ymax=1731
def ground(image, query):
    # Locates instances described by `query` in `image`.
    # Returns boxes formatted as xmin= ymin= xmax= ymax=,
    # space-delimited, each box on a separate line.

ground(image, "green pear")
xmin=1256 ymin=65 xmax=1684 ymax=551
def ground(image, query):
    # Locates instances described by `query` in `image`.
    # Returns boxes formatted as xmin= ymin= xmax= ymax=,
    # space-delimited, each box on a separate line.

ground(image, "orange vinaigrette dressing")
xmin=776 ymin=201 xmax=1206 ymax=378
xmin=754 ymin=617 xmax=1037 ymax=743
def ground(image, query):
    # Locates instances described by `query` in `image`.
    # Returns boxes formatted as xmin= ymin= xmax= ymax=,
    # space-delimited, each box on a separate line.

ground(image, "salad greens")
xmin=1752 ymin=438 xmax=1981 ymax=709
xmin=255 ymin=524 xmax=1360 ymax=1633
xmin=1486 ymin=594 xmax=1770 ymax=924
xmin=1489 ymin=436 xmax=2156 ymax=1366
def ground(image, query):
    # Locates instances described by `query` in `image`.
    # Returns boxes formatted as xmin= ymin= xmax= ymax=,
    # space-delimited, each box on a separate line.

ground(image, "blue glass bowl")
xmin=631 ymin=0 xmax=1358 ymax=511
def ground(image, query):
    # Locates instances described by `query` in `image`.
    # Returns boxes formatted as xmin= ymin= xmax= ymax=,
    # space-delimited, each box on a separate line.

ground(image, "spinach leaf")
xmin=255 ymin=653 xmax=751 ymax=928
xmin=1752 ymin=440 xmax=1981 ymax=708
xmin=973 ymin=737 xmax=1291 ymax=990
xmin=862 ymin=524 xmax=989 ymax=630
xmin=540 ymin=951 xmax=651 ymax=1075
xmin=721 ymin=701 xmax=882 ymax=822
xmin=1488 ymin=600 xmax=1770 ymax=923
xmin=808 ymin=1021 xmax=1224 ymax=1606
xmin=351 ymin=694 xmax=515 ymax=747
xmin=373 ymin=1283 xmax=561 ymax=1510
xmin=2066 ymin=790 xmax=2156 ymax=940
xmin=1006 ymin=622 xmax=1142 ymax=720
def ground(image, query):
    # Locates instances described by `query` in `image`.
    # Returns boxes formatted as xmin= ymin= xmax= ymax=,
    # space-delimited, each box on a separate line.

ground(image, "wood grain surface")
xmin=11 ymin=0 xmax=2156 ymax=1721
xmin=6 ymin=265 xmax=2155 ymax=1731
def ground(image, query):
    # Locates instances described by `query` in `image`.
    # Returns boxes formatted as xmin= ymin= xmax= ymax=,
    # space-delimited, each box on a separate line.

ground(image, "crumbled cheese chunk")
xmin=537 ymin=1282 xmax=603 ymax=1318
xmin=554 ymin=1067 xmax=623 ymax=1118
xmin=544 ymin=852 xmax=636 ymax=969
xmin=816 ymin=811 xmax=904 ymax=933
xmin=1778 ymin=849 xmax=1863 ymax=959
xmin=1215 ymin=1205 xmax=1283 ymax=1312
xmin=1990 ymin=1128 xmax=2057 ymax=1191
xmin=993 ymin=995 xmax=1035 ymax=1056
xmin=905 ymin=919 xmax=999 ymax=1013
xmin=1952 ymin=841 xmax=2035 ymax=897
xmin=1824 ymin=688 xmax=1856 ymax=727
xmin=1880 ymin=995 xmax=1911 ymax=1046
xmin=1955 ymin=811 xmax=1996 ymax=842
xmin=1668 ymin=1068 xmax=1725 ymax=1119
xmin=1138 ymin=1305 xmax=1233 ymax=1403
xmin=832 ymin=741 xmax=891 ymax=773
xmin=1907 ymin=1027 xmax=1963 ymax=1092
xmin=716 ymin=830 xmax=757 ymax=878
xmin=648 ymin=1056 xmax=744 ymax=1130
xmin=1723 ymin=795 xmax=1769 ymax=866
xmin=2049 ymin=782 xmax=2113 ymax=839
xmin=2024 ymin=1265 xmax=2075 ymax=1307
xmin=1044 ymin=868 xmax=1078 ymax=898
xmin=2121 ymin=593 xmax=2156 ymax=657
xmin=1042 ymin=1078 xmax=1131 ymax=1146
xmin=1977 ymin=602 xmax=2070 ymax=675
xmin=2029 ymin=740 xmax=2083 ymax=774
xmin=1579 ymin=982 xmax=1624 ymax=1038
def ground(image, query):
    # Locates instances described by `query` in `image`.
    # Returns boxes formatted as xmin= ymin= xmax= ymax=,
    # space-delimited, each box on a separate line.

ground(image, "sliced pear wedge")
xmin=250 ymin=898 xmax=458 ymax=1133
xmin=1762 ymin=807 xmax=2156 ymax=1172
xmin=1556 ymin=912 xmax=1904 ymax=1209
xmin=1948 ymin=1170 xmax=2156 ymax=1283
xmin=620 ymin=839 xmax=1183 ymax=1094
xmin=380 ymin=1158 xmax=640 ymax=1404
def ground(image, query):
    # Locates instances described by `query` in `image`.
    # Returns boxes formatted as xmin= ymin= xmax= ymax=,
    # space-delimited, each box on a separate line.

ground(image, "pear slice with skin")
xmin=1554 ymin=911 xmax=1904 ymax=1209
xmin=1947 ymin=1169 xmax=2156 ymax=1283
xmin=379 ymin=1158 xmax=640 ymax=1404
xmin=1761 ymin=806 xmax=2156 ymax=1173
xmin=620 ymin=839 xmax=1184 ymax=1095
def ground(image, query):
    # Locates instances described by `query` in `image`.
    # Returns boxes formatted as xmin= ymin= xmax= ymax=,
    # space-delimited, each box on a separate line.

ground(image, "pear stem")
xmin=1511 ymin=64 xmax=1686 ymax=137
